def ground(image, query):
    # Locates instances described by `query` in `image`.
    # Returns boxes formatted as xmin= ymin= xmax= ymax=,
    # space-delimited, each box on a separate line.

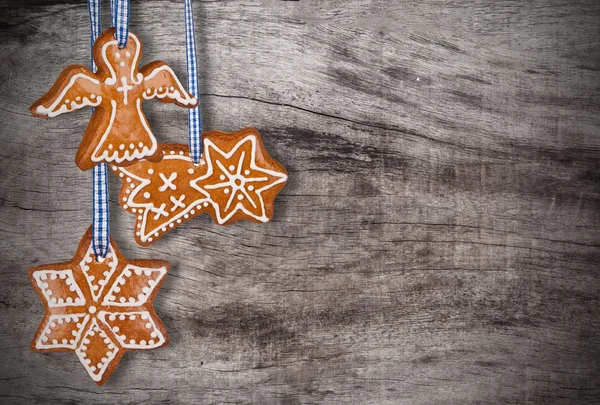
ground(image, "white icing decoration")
xmin=135 ymin=96 xmax=157 ymax=155
xmin=116 ymin=77 xmax=133 ymax=105
xmin=32 ymin=269 xmax=86 ymax=308
xmin=101 ymin=264 xmax=167 ymax=307
xmin=78 ymin=241 xmax=118 ymax=302
xmin=35 ymin=314 xmax=89 ymax=350
xmin=191 ymin=135 xmax=288 ymax=224
xmin=170 ymin=195 xmax=186 ymax=211
xmin=90 ymin=99 xmax=157 ymax=164
xmin=142 ymin=65 xmax=196 ymax=105
xmin=115 ymin=152 xmax=212 ymax=242
xmin=35 ymin=73 xmax=101 ymax=117
xmin=158 ymin=172 xmax=177 ymax=192
xmin=91 ymin=99 xmax=117 ymax=162
xmin=97 ymin=310 xmax=165 ymax=349
xmin=100 ymin=32 xmax=143 ymax=86
xmin=75 ymin=318 xmax=118 ymax=382
xmin=151 ymin=203 xmax=168 ymax=220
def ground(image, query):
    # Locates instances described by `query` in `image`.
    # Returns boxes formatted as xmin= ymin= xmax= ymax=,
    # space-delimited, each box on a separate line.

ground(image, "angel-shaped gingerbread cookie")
xmin=30 ymin=28 xmax=197 ymax=170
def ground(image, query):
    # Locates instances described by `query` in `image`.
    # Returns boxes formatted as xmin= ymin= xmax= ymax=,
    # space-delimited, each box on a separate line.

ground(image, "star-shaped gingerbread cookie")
xmin=30 ymin=27 xmax=197 ymax=170
xmin=28 ymin=226 xmax=170 ymax=385
xmin=112 ymin=128 xmax=288 ymax=246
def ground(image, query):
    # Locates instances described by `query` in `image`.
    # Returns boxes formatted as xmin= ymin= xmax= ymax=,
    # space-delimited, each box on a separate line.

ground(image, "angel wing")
xmin=140 ymin=61 xmax=198 ymax=107
xmin=30 ymin=65 xmax=102 ymax=118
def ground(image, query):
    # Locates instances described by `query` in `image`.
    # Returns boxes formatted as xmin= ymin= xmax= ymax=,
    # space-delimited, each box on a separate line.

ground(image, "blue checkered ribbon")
xmin=88 ymin=0 xmax=110 ymax=259
xmin=91 ymin=163 xmax=109 ymax=259
xmin=112 ymin=0 xmax=130 ymax=48
xmin=185 ymin=0 xmax=202 ymax=163
xmin=88 ymin=0 xmax=100 ymax=72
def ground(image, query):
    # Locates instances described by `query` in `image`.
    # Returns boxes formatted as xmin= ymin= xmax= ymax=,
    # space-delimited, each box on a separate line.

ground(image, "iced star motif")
xmin=28 ymin=226 xmax=170 ymax=386
xmin=112 ymin=128 xmax=288 ymax=246
xmin=191 ymin=131 xmax=288 ymax=225
xmin=30 ymin=27 xmax=197 ymax=170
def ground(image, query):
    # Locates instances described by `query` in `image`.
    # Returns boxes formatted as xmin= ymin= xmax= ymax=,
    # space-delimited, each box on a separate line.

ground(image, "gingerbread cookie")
xmin=29 ymin=226 xmax=170 ymax=385
xmin=30 ymin=27 xmax=197 ymax=171
xmin=112 ymin=127 xmax=288 ymax=246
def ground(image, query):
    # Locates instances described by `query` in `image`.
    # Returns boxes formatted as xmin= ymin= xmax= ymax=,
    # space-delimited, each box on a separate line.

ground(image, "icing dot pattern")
xmin=191 ymin=133 xmax=288 ymax=225
xmin=112 ymin=144 xmax=212 ymax=246
xmin=32 ymin=270 xmax=86 ymax=308
xmin=75 ymin=319 xmax=119 ymax=382
xmin=79 ymin=244 xmax=118 ymax=301
xmin=98 ymin=311 xmax=165 ymax=349
xmin=35 ymin=314 xmax=90 ymax=350
xmin=102 ymin=265 xmax=167 ymax=307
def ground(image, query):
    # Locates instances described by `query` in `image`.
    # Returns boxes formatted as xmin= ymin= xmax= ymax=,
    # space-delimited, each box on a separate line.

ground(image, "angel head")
xmin=93 ymin=27 xmax=143 ymax=86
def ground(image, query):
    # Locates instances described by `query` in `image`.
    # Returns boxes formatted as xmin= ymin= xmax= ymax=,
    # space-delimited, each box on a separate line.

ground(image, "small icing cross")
xmin=30 ymin=27 xmax=197 ymax=171
xmin=170 ymin=195 xmax=186 ymax=211
xmin=116 ymin=77 xmax=133 ymax=105
xmin=28 ymin=227 xmax=170 ymax=386
xmin=159 ymin=172 xmax=177 ymax=192
xmin=151 ymin=203 xmax=169 ymax=220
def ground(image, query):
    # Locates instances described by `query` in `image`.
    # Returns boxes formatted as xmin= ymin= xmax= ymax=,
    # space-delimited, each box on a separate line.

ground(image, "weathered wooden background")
xmin=1 ymin=0 xmax=599 ymax=403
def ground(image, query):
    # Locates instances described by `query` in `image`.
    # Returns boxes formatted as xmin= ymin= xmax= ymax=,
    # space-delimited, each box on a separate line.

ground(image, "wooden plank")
xmin=0 ymin=0 xmax=599 ymax=403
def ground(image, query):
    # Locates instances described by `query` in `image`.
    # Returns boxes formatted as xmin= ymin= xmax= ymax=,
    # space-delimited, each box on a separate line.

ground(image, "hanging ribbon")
xmin=91 ymin=163 xmax=109 ymax=260
xmin=88 ymin=0 xmax=129 ymax=259
xmin=112 ymin=0 xmax=130 ymax=48
xmin=184 ymin=0 xmax=202 ymax=163
xmin=87 ymin=0 xmax=110 ymax=260
xmin=88 ymin=0 xmax=100 ymax=72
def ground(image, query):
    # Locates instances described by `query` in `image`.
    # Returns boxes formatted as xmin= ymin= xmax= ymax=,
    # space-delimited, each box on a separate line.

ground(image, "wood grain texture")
xmin=1 ymin=0 xmax=599 ymax=403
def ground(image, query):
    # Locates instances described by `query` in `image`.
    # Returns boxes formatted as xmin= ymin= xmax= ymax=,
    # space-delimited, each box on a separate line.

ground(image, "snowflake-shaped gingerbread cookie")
xmin=112 ymin=127 xmax=288 ymax=246
xmin=28 ymin=226 xmax=170 ymax=385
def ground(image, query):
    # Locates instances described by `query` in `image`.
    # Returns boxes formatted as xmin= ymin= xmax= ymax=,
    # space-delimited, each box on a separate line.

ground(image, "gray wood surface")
xmin=1 ymin=0 xmax=599 ymax=403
